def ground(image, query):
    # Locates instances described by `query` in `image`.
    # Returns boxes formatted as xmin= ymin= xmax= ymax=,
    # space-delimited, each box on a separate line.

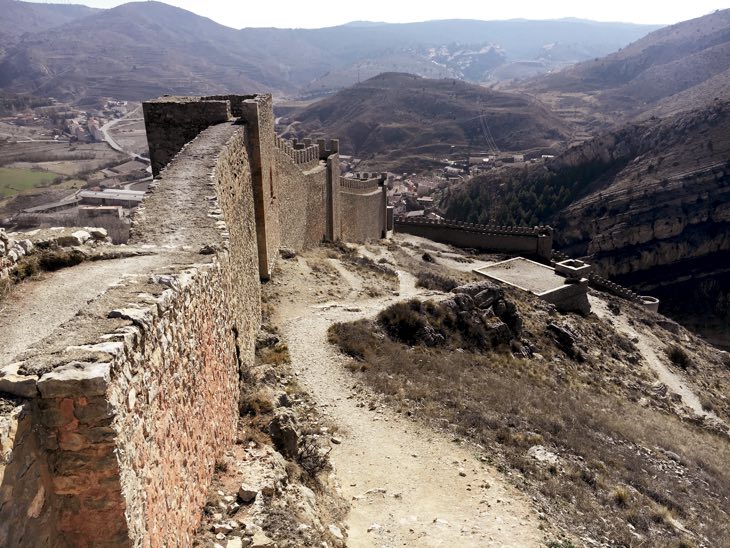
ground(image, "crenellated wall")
xmin=395 ymin=217 xmax=554 ymax=260
xmin=340 ymin=173 xmax=388 ymax=242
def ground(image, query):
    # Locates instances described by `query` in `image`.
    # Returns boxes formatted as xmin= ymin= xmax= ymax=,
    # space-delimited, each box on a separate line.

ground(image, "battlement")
xmin=339 ymin=176 xmax=382 ymax=194
xmin=274 ymin=136 xmax=322 ymax=169
xmin=395 ymin=216 xmax=553 ymax=237
xmin=394 ymin=216 xmax=553 ymax=260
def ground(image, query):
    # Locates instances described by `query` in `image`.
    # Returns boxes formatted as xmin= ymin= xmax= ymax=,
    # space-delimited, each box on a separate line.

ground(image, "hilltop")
xmin=283 ymin=72 xmax=571 ymax=170
xmin=0 ymin=0 xmax=97 ymax=46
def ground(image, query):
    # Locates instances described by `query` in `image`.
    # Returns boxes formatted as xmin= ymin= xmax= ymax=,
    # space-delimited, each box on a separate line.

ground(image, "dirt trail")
xmin=590 ymin=296 xmax=723 ymax=424
xmin=0 ymin=254 xmax=167 ymax=366
xmin=277 ymin=259 xmax=545 ymax=547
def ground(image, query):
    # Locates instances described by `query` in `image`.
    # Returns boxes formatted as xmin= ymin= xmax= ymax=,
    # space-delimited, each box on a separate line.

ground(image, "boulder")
xmin=527 ymin=445 xmax=559 ymax=465
xmin=452 ymin=281 xmax=503 ymax=298
xmin=237 ymin=484 xmax=258 ymax=503
xmin=17 ymin=239 xmax=34 ymax=254
xmin=473 ymin=288 xmax=499 ymax=309
xmin=86 ymin=227 xmax=108 ymax=240
xmin=494 ymin=299 xmax=522 ymax=336
xmin=483 ymin=318 xmax=511 ymax=346
xmin=268 ymin=409 xmax=299 ymax=459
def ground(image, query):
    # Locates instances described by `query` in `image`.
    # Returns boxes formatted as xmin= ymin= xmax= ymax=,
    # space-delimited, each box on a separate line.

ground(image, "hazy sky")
xmin=29 ymin=0 xmax=729 ymax=28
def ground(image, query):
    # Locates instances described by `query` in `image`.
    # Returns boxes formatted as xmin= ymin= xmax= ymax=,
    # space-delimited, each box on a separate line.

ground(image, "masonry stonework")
xmin=395 ymin=217 xmax=554 ymax=261
xmin=0 ymin=93 xmax=390 ymax=547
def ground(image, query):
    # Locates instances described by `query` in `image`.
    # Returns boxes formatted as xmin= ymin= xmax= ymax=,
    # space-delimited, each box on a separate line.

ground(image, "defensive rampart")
xmin=395 ymin=217 xmax=554 ymax=260
xmin=340 ymin=173 xmax=388 ymax=242
xmin=0 ymin=94 xmax=387 ymax=546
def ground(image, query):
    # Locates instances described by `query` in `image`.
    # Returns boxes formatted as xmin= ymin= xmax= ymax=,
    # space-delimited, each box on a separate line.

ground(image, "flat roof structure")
xmin=475 ymin=257 xmax=565 ymax=295
xmin=474 ymin=257 xmax=591 ymax=315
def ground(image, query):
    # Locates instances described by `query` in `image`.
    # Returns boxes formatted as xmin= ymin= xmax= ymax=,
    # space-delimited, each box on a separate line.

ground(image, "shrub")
xmin=328 ymin=320 xmax=377 ymax=360
xmin=10 ymin=256 xmax=40 ymax=281
xmin=239 ymin=389 xmax=275 ymax=417
xmin=377 ymin=300 xmax=432 ymax=345
xmin=546 ymin=541 xmax=576 ymax=548
xmin=666 ymin=345 xmax=692 ymax=369
xmin=612 ymin=486 xmax=630 ymax=507
xmin=38 ymin=249 xmax=85 ymax=272
xmin=298 ymin=434 xmax=331 ymax=477
xmin=415 ymin=271 xmax=460 ymax=292
xmin=259 ymin=343 xmax=290 ymax=365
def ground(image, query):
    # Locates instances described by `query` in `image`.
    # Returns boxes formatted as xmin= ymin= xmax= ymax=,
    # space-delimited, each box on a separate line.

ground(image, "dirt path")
xmin=277 ymin=259 xmax=545 ymax=547
xmin=0 ymin=254 xmax=166 ymax=366
xmin=590 ymin=295 xmax=723 ymax=424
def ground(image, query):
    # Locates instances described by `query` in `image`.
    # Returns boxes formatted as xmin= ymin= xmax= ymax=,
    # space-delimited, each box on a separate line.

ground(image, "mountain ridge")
xmin=0 ymin=1 xmax=661 ymax=101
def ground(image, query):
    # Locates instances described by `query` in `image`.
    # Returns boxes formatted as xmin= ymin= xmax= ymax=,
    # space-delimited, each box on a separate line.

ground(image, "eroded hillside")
xmin=267 ymin=236 xmax=729 ymax=547
xmin=510 ymin=9 xmax=730 ymax=132
xmin=285 ymin=73 xmax=570 ymax=171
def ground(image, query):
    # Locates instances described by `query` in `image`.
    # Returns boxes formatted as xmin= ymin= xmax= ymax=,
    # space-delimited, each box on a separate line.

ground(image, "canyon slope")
xmin=442 ymin=100 xmax=730 ymax=344
xmin=509 ymin=9 xmax=730 ymax=135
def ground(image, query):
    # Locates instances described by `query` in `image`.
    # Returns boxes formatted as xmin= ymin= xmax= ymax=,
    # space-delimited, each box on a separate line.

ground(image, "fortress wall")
xmin=113 ymin=124 xmax=260 ymax=545
xmin=0 ymin=403 xmax=58 ymax=546
xmin=143 ymin=97 xmax=232 ymax=177
xmin=1 ymin=93 xmax=390 ymax=546
xmin=239 ymin=95 xmax=280 ymax=280
xmin=395 ymin=218 xmax=553 ymax=260
xmin=0 ymin=124 xmax=261 ymax=546
xmin=340 ymin=184 xmax=387 ymax=242
xmin=275 ymin=150 xmax=327 ymax=250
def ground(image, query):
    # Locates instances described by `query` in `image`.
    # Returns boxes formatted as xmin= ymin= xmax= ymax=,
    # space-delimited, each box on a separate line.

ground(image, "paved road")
xmin=101 ymin=106 xmax=150 ymax=163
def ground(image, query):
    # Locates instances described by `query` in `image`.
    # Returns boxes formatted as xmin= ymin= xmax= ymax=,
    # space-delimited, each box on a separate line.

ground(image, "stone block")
xmin=0 ymin=374 xmax=38 ymax=399
xmin=37 ymin=362 xmax=111 ymax=399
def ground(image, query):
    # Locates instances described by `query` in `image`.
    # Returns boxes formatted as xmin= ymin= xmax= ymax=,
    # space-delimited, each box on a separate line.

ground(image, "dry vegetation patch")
xmin=328 ymin=288 xmax=730 ymax=546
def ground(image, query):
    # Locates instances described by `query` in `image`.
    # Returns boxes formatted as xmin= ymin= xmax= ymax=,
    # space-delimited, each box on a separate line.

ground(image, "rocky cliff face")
xmin=555 ymin=101 xmax=730 ymax=277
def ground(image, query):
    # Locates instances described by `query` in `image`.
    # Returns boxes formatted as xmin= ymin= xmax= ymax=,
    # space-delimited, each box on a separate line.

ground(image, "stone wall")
xmin=395 ymin=218 xmax=554 ymax=260
xmin=0 ymin=402 xmax=57 ymax=546
xmin=0 ymin=123 xmax=261 ymax=546
xmin=0 ymin=93 xmax=392 ymax=546
xmin=339 ymin=174 xmax=388 ymax=243
xmin=143 ymin=97 xmax=232 ymax=177
xmin=275 ymin=150 xmax=327 ymax=249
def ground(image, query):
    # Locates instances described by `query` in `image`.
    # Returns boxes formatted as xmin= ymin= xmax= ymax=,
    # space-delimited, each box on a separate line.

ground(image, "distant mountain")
xmin=283 ymin=72 xmax=571 ymax=171
xmin=0 ymin=0 xmax=98 ymax=46
xmin=518 ymin=9 xmax=730 ymax=124
xmin=0 ymin=1 xmax=289 ymax=101
xmin=0 ymin=1 xmax=661 ymax=102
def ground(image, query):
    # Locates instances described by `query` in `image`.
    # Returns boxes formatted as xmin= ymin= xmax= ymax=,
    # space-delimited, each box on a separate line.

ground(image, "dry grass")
xmin=415 ymin=270 xmax=460 ymax=292
xmin=259 ymin=342 xmax=291 ymax=366
xmin=328 ymin=292 xmax=730 ymax=546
